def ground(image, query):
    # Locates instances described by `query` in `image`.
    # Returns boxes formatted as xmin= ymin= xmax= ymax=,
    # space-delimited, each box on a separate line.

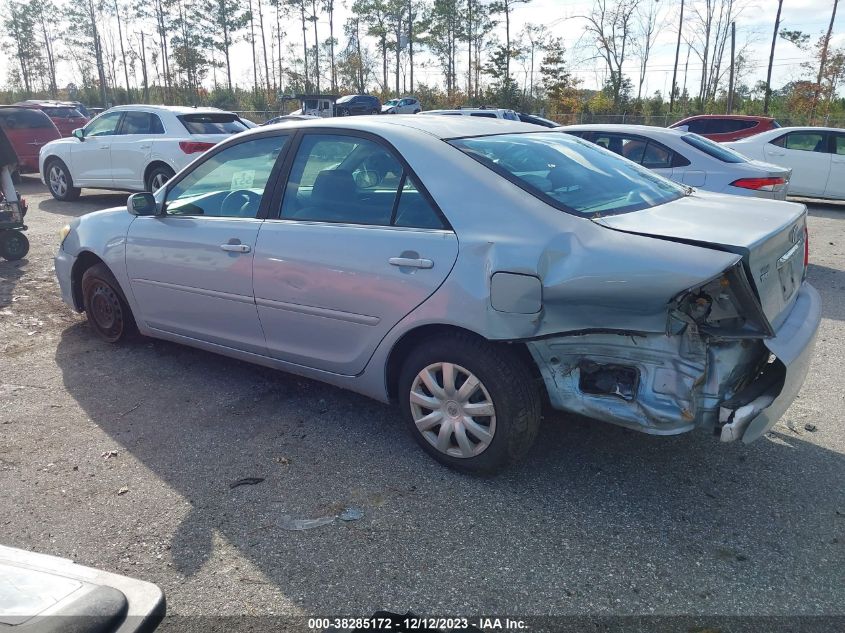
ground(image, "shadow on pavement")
xmin=53 ymin=320 xmax=845 ymax=614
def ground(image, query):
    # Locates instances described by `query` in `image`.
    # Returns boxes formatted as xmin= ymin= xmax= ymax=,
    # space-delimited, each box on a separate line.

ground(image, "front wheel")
xmin=46 ymin=160 xmax=81 ymax=201
xmin=398 ymin=333 xmax=542 ymax=474
xmin=81 ymin=263 xmax=137 ymax=343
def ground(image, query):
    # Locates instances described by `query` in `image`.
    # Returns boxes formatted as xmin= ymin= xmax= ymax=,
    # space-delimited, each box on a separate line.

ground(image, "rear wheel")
xmin=81 ymin=263 xmax=137 ymax=343
xmin=0 ymin=230 xmax=29 ymax=261
xmin=146 ymin=165 xmax=175 ymax=192
xmin=47 ymin=160 xmax=81 ymax=201
xmin=398 ymin=333 xmax=541 ymax=474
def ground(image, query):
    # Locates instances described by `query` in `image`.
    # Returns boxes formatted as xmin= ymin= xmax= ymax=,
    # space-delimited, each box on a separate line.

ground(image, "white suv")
xmin=421 ymin=107 xmax=519 ymax=120
xmin=40 ymin=105 xmax=249 ymax=201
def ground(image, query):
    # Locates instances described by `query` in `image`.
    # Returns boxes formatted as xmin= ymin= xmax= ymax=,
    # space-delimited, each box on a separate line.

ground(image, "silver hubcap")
xmin=49 ymin=165 xmax=67 ymax=197
xmin=151 ymin=173 xmax=169 ymax=190
xmin=410 ymin=362 xmax=496 ymax=459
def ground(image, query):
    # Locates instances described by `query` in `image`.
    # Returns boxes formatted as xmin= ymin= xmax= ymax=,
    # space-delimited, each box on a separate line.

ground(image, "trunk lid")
xmin=593 ymin=191 xmax=807 ymax=330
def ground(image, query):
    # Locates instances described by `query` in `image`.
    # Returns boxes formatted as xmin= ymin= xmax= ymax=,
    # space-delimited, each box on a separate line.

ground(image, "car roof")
xmin=730 ymin=125 xmax=845 ymax=138
xmin=674 ymin=114 xmax=777 ymax=121
xmin=259 ymin=114 xmax=537 ymax=139
xmin=102 ymin=105 xmax=229 ymax=115
xmin=560 ymin=123 xmax=685 ymax=138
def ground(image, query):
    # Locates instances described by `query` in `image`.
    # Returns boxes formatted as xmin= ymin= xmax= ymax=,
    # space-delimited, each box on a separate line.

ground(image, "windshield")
xmin=178 ymin=113 xmax=247 ymax=135
xmin=385 ymin=99 xmax=399 ymax=106
xmin=336 ymin=95 xmax=355 ymax=103
xmin=681 ymin=133 xmax=748 ymax=163
xmin=449 ymin=132 xmax=685 ymax=216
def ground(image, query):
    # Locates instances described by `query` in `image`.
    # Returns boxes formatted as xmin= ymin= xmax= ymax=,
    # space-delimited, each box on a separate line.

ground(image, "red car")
xmin=669 ymin=115 xmax=780 ymax=142
xmin=0 ymin=106 xmax=61 ymax=176
xmin=14 ymin=100 xmax=90 ymax=137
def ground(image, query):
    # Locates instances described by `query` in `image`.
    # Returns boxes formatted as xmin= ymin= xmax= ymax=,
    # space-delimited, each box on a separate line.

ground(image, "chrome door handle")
xmin=139 ymin=145 xmax=151 ymax=149
xmin=220 ymin=243 xmax=251 ymax=253
xmin=100 ymin=145 xmax=110 ymax=149
xmin=389 ymin=257 xmax=433 ymax=269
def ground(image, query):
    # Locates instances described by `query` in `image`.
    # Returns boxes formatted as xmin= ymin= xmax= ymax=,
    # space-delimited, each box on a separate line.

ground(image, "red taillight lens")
xmin=804 ymin=225 xmax=809 ymax=268
xmin=730 ymin=177 xmax=786 ymax=191
xmin=179 ymin=141 xmax=216 ymax=154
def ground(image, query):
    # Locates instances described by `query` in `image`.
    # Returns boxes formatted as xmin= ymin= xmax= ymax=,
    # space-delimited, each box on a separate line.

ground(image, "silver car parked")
xmin=55 ymin=116 xmax=820 ymax=473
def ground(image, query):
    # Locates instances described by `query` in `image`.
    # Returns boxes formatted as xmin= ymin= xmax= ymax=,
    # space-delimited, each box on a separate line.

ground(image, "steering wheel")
xmin=220 ymin=189 xmax=262 ymax=217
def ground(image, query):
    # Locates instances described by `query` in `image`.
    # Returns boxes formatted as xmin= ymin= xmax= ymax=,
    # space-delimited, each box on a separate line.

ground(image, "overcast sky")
xmin=2 ymin=0 xmax=842 ymax=100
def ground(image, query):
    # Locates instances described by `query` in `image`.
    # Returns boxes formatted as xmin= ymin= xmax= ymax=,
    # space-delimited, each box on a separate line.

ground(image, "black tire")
xmin=0 ymin=230 xmax=29 ymax=261
xmin=371 ymin=109 xmax=379 ymax=115
xmin=398 ymin=333 xmax=542 ymax=474
xmin=81 ymin=263 xmax=137 ymax=343
xmin=146 ymin=165 xmax=175 ymax=192
xmin=46 ymin=159 xmax=81 ymax=201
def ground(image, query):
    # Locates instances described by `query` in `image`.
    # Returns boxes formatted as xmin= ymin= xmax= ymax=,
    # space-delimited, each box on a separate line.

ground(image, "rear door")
xmin=109 ymin=111 xmax=164 ymax=190
xmin=126 ymin=132 xmax=290 ymax=352
xmin=824 ymin=132 xmax=845 ymax=199
xmin=764 ymin=130 xmax=831 ymax=196
xmin=253 ymin=131 xmax=459 ymax=375
xmin=72 ymin=111 xmax=124 ymax=186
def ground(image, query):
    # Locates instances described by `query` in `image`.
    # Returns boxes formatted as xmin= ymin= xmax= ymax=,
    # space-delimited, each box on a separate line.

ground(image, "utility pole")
xmin=812 ymin=0 xmax=839 ymax=122
xmin=764 ymin=0 xmax=784 ymax=114
xmin=727 ymin=21 xmax=735 ymax=114
xmin=669 ymin=0 xmax=685 ymax=113
xmin=408 ymin=0 xmax=413 ymax=94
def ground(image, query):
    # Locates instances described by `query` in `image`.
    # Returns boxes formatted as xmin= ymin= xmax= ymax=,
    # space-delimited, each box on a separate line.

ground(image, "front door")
xmin=253 ymin=132 xmax=459 ymax=375
xmin=125 ymin=133 xmax=289 ymax=353
xmin=72 ymin=111 xmax=124 ymax=186
xmin=764 ymin=131 xmax=831 ymax=196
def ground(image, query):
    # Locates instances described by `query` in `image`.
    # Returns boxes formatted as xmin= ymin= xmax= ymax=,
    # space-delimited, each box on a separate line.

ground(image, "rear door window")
xmin=772 ymin=131 xmax=828 ymax=152
xmin=178 ymin=113 xmax=248 ymax=134
xmin=119 ymin=111 xmax=165 ymax=135
xmin=280 ymin=134 xmax=446 ymax=229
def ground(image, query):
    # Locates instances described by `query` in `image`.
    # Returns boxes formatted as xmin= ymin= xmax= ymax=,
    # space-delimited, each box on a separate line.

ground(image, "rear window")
xmin=178 ymin=113 xmax=247 ymax=135
xmin=449 ymin=132 xmax=684 ymax=217
xmin=42 ymin=107 xmax=84 ymax=118
xmin=0 ymin=108 xmax=53 ymax=129
xmin=681 ymin=133 xmax=748 ymax=163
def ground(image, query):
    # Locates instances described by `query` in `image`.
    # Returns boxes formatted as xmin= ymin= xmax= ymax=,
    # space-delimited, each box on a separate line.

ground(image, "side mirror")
xmin=127 ymin=192 xmax=158 ymax=216
xmin=72 ymin=128 xmax=84 ymax=141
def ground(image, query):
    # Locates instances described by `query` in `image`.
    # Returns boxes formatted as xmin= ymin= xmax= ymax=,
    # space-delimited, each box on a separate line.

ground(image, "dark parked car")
xmin=335 ymin=94 xmax=381 ymax=116
xmin=669 ymin=115 xmax=780 ymax=143
xmin=518 ymin=112 xmax=560 ymax=127
xmin=0 ymin=106 xmax=61 ymax=176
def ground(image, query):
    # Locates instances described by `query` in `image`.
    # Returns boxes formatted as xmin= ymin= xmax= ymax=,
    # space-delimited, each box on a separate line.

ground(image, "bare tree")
xmin=812 ymin=0 xmax=840 ymax=120
xmin=581 ymin=0 xmax=640 ymax=107
xmin=633 ymin=0 xmax=661 ymax=102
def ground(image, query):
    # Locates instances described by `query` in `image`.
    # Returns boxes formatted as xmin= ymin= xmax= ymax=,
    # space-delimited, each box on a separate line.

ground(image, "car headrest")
xmin=311 ymin=169 xmax=356 ymax=205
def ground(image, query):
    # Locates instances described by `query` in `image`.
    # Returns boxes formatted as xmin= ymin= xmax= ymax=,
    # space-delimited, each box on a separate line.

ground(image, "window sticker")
xmin=231 ymin=170 xmax=256 ymax=189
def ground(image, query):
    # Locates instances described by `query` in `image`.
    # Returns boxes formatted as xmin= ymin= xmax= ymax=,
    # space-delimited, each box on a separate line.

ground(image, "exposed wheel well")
xmin=384 ymin=324 xmax=542 ymax=403
xmin=144 ymin=161 xmax=174 ymax=188
xmin=70 ymin=251 xmax=106 ymax=311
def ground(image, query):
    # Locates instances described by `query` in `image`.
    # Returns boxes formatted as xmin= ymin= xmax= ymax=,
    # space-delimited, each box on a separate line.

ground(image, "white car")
xmin=382 ymin=97 xmax=421 ymax=114
xmin=39 ymin=105 xmax=250 ymax=201
xmin=562 ymin=124 xmax=791 ymax=200
xmin=422 ymin=107 xmax=520 ymax=121
xmin=725 ymin=127 xmax=845 ymax=200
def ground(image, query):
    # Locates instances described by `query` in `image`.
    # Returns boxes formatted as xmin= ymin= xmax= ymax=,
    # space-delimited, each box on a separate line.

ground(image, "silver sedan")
xmin=561 ymin=124 xmax=792 ymax=199
xmin=54 ymin=116 xmax=820 ymax=473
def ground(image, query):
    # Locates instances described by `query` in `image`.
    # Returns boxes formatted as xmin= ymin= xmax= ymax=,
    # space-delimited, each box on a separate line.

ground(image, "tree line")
xmin=2 ymin=0 xmax=843 ymax=123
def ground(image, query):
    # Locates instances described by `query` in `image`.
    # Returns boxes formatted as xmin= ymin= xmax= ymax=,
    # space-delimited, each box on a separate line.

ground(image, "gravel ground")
xmin=1 ymin=177 xmax=843 ymax=627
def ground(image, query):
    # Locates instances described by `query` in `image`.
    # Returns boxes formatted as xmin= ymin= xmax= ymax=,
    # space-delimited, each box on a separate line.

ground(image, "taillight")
xmin=804 ymin=225 xmax=809 ymax=268
xmin=730 ymin=177 xmax=786 ymax=191
xmin=179 ymin=141 xmax=216 ymax=154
